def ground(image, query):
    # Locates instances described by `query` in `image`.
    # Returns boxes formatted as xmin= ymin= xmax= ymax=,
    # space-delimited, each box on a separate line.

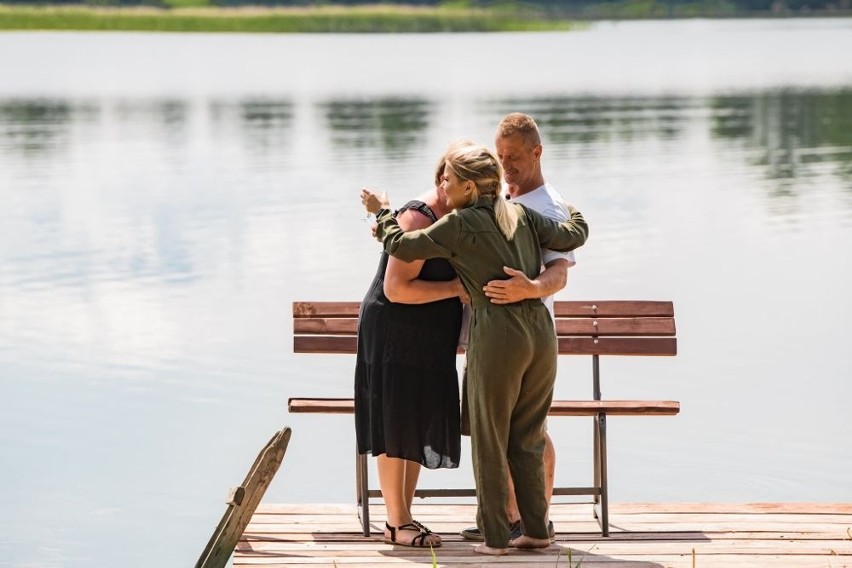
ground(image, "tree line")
xmin=1 ymin=0 xmax=848 ymax=16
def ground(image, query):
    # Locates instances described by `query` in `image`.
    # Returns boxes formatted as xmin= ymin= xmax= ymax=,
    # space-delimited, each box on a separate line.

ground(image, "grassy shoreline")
xmin=1 ymin=3 xmax=846 ymax=33
xmin=0 ymin=4 xmax=575 ymax=33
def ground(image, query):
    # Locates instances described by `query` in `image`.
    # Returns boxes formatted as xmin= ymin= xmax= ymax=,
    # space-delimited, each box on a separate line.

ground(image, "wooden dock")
xmin=235 ymin=501 xmax=852 ymax=567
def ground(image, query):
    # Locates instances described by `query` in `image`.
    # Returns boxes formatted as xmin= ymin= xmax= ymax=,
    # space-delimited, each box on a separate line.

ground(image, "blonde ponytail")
xmin=493 ymin=187 xmax=519 ymax=240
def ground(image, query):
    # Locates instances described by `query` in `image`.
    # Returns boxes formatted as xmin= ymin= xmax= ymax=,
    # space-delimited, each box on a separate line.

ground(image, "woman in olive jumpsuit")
xmin=361 ymin=144 xmax=588 ymax=555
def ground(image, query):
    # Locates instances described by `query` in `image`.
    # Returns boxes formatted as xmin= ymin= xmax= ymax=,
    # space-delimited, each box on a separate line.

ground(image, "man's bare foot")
xmin=474 ymin=544 xmax=509 ymax=555
xmin=510 ymin=535 xmax=551 ymax=549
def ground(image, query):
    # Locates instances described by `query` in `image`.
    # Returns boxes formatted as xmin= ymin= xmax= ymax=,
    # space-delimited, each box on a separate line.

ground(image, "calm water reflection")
xmin=1 ymin=21 xmax=851 ymax=568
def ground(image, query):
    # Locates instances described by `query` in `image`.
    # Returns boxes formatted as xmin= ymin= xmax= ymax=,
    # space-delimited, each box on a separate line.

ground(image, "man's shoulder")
xmin=514 ymin=183 xmax=567 ymax=206
xmin=514 ymin=184 xmax=568 ymax=221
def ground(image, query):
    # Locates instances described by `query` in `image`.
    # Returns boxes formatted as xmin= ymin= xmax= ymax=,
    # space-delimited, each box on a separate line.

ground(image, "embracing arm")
xmin=384 ymin=258 xmax=468 ymax=304
xmin=362 ymin=187 xmax=458 ymax=263
xmin=383 ymin=209 xmax=468 ymax=304
xmin=483 ymin=258 xmax=569 ymax=305
xmin=483 ymin=202 xmax=581 ymax=305
xmin=528 ymin=205 xmax=589 ymax=252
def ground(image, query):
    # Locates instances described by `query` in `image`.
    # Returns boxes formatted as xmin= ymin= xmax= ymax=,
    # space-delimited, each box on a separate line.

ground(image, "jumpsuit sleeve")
xmin=524 ymin=204 xmax=589 ymax=252
xmin=375 ymin=208 xmax=459 ymax=263
xmin=537 ymin=200 xmax=576 ymax=267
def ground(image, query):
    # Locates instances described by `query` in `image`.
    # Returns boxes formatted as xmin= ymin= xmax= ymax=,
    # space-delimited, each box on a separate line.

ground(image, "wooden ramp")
xmin=236 ymin=501 xmax=852 ymax=567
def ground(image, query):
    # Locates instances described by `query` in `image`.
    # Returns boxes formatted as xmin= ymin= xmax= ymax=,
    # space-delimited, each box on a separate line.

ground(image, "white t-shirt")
xmin=510 ymin=182 xmax=577 ymax=319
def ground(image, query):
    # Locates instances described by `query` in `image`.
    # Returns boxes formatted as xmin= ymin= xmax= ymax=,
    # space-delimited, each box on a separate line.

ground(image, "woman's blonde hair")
xmin=445 ymin=144 xmax=518 ymax=240
xmin=434 ymin=138 xmax=475 ymax=186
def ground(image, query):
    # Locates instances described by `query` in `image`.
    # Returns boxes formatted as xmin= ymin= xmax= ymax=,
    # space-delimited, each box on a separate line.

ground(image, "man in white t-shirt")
xmin=460 ymin=113 xmax=576 ymax=547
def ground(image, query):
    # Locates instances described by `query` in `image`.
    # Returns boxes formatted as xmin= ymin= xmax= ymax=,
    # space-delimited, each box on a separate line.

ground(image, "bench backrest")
xmin=293 ymin=300 xmax=676 ymax=357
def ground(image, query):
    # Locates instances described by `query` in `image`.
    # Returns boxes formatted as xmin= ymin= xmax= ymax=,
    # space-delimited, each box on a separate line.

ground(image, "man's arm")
xmin=482 ymin=258 xmax=569 ymax=305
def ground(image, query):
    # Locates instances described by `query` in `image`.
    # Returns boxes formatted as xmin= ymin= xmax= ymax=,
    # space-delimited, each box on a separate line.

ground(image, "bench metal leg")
xmin=356 ymin=451 xmax=370 ymax=536
xmin=594 ymin=413 xmax=610 ymax=537
xmin=593 ymin=416 xmax=601 ymax=506
xmin=592 ymin=354 xmax=602 ymax=508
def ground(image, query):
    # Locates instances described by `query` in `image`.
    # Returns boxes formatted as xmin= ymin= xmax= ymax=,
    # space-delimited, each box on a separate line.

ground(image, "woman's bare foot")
xmin=474 ymin=544 xmax=509 ymax=555
xmin=509 ymin=535 xmax=551 ymax=549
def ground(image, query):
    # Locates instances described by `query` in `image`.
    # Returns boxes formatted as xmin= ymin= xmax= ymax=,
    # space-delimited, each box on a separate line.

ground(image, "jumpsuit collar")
xmin=469 ymin=194 xmax=497 ymax=210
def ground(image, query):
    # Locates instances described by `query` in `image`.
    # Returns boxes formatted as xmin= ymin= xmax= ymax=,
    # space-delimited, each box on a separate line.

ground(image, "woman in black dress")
xmin=354 ymin=144 xmax=471 ymax=548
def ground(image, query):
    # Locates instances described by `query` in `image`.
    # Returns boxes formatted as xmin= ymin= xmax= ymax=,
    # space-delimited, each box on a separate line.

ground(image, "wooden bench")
xmin=290 ymin=300 xmax=680 ymax=537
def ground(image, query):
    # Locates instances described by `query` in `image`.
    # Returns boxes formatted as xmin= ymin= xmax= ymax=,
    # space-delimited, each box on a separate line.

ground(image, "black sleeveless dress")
xmin=354 ymin=200 xmax=463 ymax=469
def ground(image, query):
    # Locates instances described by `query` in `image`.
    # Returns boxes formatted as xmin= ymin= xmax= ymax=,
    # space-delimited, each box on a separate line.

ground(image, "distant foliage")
xmin=0 ymin=0 xmax=847 ymax=14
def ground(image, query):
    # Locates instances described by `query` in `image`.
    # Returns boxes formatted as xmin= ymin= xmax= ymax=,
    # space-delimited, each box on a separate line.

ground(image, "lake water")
xmin=1 ymin=19 xmax=851 ymax=568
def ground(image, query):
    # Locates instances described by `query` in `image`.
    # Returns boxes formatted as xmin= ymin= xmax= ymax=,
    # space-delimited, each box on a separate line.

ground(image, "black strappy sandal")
xmin=384 ymin=521 xmax=441 ymax=548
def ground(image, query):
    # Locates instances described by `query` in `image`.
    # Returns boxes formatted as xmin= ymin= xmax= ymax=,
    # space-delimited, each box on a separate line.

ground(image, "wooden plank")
xmin=254 ymin=501 xmax=852 ymax=516
xmin=554 ymin=317 xmax=675 ymax=336
xmin=294 ymin=336 xmax=679 ymax=356
xmin=294 ymin=317 xmax=676 ymax=337
xmin=236 ymin=500 xmax=852 ymax=567
xmin=294 ymin=318 xmax=358 ymax=335
xmin=196 ymin=428 xmax=292 ymax=568
xmin=293 ymin=301 xmax=675 ymax=319
xmin=549 ymin=400 xmax=680 ymax=416
xmin=554 ymin=300 xmax=675 ymax=318
xmin=293 ymin=301 xmax=360 ymax=318
xmin=289 ymin=398 xmax=355 ymax=414
xmin=236 ymin=538 xmax=852 ymax=555
xmin=294 ymin=336 xmax=357 ymax=354
xmin=612 ymin=502 xmax=852 ymax=514
xmin=289 ymin=398 xmax=680 ymax=416
xmin=557 ymin=336 xmax=677 ymax=356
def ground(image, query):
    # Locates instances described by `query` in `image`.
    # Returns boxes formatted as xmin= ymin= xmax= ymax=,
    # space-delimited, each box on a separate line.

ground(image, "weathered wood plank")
xmin=293 ymin=302 xmax=359 ymax=318
xmin=196 ymin=428 xmax=292 ymax=568
xmin=288 ymin=398 xmax=680 ymax=416
xmin=612 ymin=502 xmax=852 ymax=514
xmin=254 ymin=501 xmax=852 ymax=516
xmin=236 ymin=538 xmax=852 ymax=554
xmin=237 ymin=501 xmax=852 ymax=567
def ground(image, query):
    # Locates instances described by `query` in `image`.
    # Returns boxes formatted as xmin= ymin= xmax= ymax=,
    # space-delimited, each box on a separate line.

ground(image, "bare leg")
xmin=403 ymin=459 xmax=421 ymax=512
xmin=378 ymin=455 xmax=440 ymax=546
xmin=506 ymin=432 xmax=555 ymax=523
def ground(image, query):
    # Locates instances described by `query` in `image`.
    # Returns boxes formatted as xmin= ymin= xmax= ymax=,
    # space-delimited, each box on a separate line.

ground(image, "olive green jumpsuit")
xmin=375 ymin=195 xmax=589 ymax=549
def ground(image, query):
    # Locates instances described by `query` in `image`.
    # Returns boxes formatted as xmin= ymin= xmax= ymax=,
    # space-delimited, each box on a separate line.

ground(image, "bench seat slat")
xmin=294 ymin=300 xmax=675 ymax=319
xmin=288 ymin=397 xmax=679 ymax=416
xmin=294 ymin=336 xmax=357 ymax=354
xmin=294 ymin=336 xmax=678 ymax=356
xmin=294 ymin=318 xmax=358 ymax=335
xmin=295 ymin=316 xmax=676 ymax=337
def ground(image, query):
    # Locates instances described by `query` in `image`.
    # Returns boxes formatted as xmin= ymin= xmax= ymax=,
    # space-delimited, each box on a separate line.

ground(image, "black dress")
xmin=354 ymin=200 xmax=463 ymax=469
